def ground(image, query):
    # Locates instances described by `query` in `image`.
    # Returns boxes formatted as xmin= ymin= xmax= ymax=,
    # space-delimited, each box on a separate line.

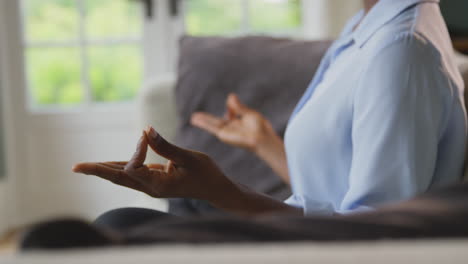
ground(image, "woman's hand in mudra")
xmin=72 ymin=127 xmax=236 ymax=201
xmin=191 ymin=93 xmax=278 ymax=153
xmin=191 ymin=93 xmax=290 ymax=183
xmin=73 ymin=127 xmax=301 ymax=216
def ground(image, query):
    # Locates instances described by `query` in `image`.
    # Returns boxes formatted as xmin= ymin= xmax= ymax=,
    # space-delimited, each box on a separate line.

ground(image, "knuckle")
xmin=123 ymin=166 xmax=134 ymax=175
xmin=125 ymin=167 xmax=145 ymax=180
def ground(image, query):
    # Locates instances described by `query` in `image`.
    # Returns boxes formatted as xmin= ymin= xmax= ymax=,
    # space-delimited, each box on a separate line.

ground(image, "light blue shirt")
xmin=284 ymin=0 xmax=467 ymax=215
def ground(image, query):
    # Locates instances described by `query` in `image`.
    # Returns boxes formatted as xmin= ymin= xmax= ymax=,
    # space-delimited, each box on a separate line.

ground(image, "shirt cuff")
xmin=284 ymin=194 xmax=335 ymax=216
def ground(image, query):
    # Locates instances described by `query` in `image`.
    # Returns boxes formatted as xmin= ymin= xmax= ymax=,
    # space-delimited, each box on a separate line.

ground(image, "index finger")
xmin=145 ymin=127 xmax=194 ymax=165
xmin=73 ymin=162 xmax=148 ymax=194
xmin=73 ymin=162 xmax=125 ymax=177
xmin=125 ymin=132 xmax=148 ymax=171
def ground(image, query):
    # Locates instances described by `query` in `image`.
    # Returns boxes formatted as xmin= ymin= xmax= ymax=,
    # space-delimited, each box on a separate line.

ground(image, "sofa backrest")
xmin=173 ymin=36 xmax=332 ymax=203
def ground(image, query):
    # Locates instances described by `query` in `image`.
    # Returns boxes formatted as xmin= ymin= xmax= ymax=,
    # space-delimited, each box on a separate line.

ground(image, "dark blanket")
xmin=20 ymin=182 xmax=468 ymax=250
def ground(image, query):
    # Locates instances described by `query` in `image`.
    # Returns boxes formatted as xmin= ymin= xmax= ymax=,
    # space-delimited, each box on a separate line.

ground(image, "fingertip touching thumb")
xmin=145 ymin=126 xmax=190 ymax=164
xmin=125 ymin=131 xmax=148 ymax=171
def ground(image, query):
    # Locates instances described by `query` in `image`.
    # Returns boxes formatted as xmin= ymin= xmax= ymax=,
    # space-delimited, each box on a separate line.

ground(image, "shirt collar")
xmin=352 ymin=0 xmax=440 ymax=48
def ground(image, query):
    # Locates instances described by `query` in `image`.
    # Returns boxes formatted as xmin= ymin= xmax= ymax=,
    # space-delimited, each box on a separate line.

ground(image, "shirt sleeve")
xmin=285 ymin=194 xmax=335 ymax=215
xmin=339 ymin=36 xmax=452 ymax=211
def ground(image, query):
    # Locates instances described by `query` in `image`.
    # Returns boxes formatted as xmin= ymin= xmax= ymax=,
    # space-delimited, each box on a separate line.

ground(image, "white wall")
xmin=0 ymin=87 xmax=8 ymax=234
xmin=302 ymin=0 xmax=363 ymax=40
xmin=0 ymin=0 xmax=12 ymax=234
xmin=16 ymin=111 xmax=168 ymax=224
xmin=327 ymin=0 xmax=363 ymax=37
xmin=0 ymin=183 xmax=9 ymax=234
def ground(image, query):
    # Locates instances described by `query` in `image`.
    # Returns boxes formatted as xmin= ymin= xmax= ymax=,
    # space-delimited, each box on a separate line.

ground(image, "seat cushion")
xmin=173 ymin=35 xmax=331 ymax=210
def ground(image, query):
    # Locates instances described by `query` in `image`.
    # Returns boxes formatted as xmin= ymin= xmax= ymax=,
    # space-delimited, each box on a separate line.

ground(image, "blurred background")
xmin=21 ymin=0 xmax=359 ymax=108
xmin=0 ymin=0 xmax=466 ymax=232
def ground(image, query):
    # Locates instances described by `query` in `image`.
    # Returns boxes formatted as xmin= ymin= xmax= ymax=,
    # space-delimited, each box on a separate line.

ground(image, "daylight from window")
xmin=23 ymin=0 xmax=301 ymax=107
xmin=186 ymin=0 xmax=301 ymax=35
xmin=24 ymin=0 xmax=143 ymax=107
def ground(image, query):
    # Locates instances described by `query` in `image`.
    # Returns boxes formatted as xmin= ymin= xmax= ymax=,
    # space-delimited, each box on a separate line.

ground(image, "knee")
xmin=94 ymin=207 xmax=171 ymax=231
xmin=20 ymin=219 xmax=115 ymax=251
xmin=94 ymin=207 xmax=139 ymax=225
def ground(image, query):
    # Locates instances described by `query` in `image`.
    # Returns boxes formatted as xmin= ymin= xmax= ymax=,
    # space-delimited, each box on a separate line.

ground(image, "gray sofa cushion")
xmin=173 ymin=35 xmax=331 ymax=214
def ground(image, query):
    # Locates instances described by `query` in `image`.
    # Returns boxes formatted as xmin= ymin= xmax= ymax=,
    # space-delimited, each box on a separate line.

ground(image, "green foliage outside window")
xmin=24 ymin=0 xmax=301 ymax=107
xmin=24 ymin=0 xmax=142 ymax=107
xmin=89 ymin=46 xmax=141 ymax=102
xmin=186 ymin=0 xmax=244 ymax=35
xmin=186 ymin=0 xmax=301 ymax=35
xmin=25 ymin=0 xmax=78 ymax=42
xmin=27 ymin=47 xmax=83 ymax=105
xmin=250 ymin=0 xmax=301 ymax=32
xmin=85 ymin=0 xmax=142 ymax=39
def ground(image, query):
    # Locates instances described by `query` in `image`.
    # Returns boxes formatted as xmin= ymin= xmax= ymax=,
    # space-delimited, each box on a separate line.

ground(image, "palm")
xmin=191 ymin=94 xmax=267 ymax=151
xmin=217 ymin=113 xmax=263 ymax=149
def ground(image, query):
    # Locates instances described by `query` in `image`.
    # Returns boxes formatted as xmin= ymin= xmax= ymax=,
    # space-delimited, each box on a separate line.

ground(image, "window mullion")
xmin=77 ymin=0 xmax=92 ymax=107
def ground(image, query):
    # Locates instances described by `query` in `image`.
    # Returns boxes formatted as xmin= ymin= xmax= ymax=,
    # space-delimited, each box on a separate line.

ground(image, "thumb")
xmin=227 ymin=94 xmax=250 ymax=115
xmin=145 ymin=126 xmax=193 ymax=165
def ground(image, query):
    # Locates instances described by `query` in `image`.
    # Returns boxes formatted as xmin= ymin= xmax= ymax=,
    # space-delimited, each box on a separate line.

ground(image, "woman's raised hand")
xmin=191 ymin=93 xmax=290 ymax=183
xmin=72 ymin=127 xmax=237 ymax=201
xmin=190 ymin=94 xmax=277 ymax=153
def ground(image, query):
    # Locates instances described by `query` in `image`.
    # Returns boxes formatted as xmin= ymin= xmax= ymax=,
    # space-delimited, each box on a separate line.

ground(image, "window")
xmin=23 ymin=0 xmax=143 ymax=107
xmin=185 ymin=0 xmax=302 ymax=36
xmin=22 ymin=0 xmax=301 ymax=108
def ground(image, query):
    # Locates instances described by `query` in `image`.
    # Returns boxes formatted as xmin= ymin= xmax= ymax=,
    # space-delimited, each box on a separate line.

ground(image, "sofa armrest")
xmin=138 ymin=74 xmax=178 ymax=164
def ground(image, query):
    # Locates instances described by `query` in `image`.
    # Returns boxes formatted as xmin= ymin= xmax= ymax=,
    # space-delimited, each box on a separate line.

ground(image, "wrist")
xmin=253 ymin=130 xmax=283 ymax=158
xmin=208 ymin=180 xmax=245 ymax=210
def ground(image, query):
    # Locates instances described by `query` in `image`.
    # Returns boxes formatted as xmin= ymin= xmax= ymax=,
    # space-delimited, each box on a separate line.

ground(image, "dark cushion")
xmin=172 ymin=35 xmax=331 ymax=214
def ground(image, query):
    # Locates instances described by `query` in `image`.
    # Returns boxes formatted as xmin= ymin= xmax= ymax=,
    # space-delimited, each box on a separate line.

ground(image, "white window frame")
xmin=21 ymin=0 xmax=144 ymax=113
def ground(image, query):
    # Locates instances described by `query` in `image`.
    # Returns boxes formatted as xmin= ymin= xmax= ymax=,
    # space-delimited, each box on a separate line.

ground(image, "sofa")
xmin=4 ymin=37 xmax=468 ymax=263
